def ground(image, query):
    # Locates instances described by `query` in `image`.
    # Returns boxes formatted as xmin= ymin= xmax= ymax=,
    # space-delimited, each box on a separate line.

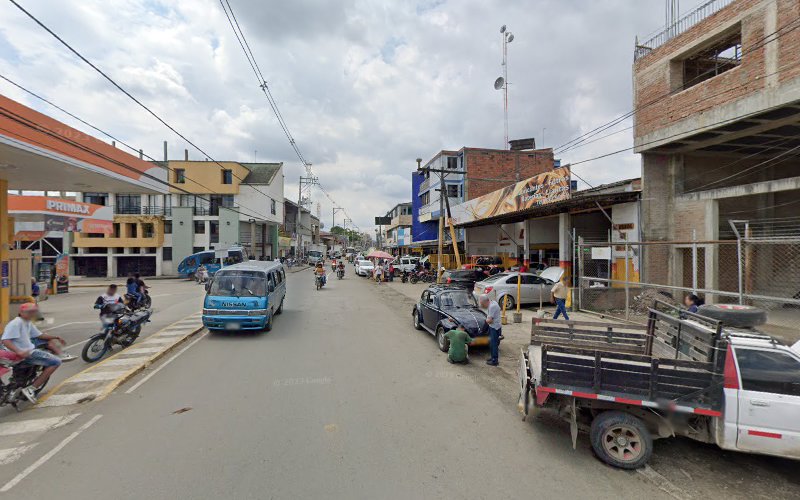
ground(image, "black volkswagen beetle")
xmin=412 ymin=284 xmax=489 ymax=352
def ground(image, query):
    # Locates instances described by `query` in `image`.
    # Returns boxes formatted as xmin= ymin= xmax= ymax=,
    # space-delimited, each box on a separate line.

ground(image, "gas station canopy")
xmin=0 ymin=94 xmax=168 ymax=193
xmin=9 ymin=194 xmax=114 ymax=234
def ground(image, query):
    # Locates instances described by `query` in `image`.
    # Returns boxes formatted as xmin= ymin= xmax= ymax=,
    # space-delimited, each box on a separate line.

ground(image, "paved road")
xmin=1 ymin=269 xmax=670 ymax=499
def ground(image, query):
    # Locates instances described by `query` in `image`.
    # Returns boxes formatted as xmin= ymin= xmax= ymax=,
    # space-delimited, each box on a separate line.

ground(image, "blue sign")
xmin=1 ymin=261 xmax=8 ymax=288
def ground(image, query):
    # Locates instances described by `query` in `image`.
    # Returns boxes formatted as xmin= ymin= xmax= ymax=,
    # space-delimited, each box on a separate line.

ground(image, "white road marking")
xmin=67 ymin=370 xmax=128 ymax=383
xmin=125 ymin=331 xmax=208 ymax=394
xmin=140 ymin=338 xmax=177 ymax=345
xmin=43 ymin=321 xmax=96 ymax=333
xmin=122 ymin=346 xmax=165 ymax=354
xmin=0 ymin=414 xmax=80 ymax=437
xmin=0 ymin=445 xmax=38 ymax=465
xmin=37 ymin=392 xmax=98 ymax=408
xmin=0 ymin=414 xmax=102 ymax=492
xmin=96 ymin=357 xmax=149 ymax=367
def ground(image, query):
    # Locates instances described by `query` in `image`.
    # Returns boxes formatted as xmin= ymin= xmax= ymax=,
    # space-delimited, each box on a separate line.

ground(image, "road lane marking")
xmin=122 ymin=346 xmax=167 ymax=354
xmin=67 ymin=370 xmax=128 ymax=383
xmin=37 ymin=392 xmax=97 ymax=407
xmin=43 ymin=321 xmax=96 ymax=333
xmin=97 ymin=357 xmax=150 ymax=367
xmin=0 ymin=415 xmax=103 ymax=492
xmin=0 ymin=414 xmax=80 ymax=437
xmin=0 ymin=445 xmax=38 ymax=465
xmin=125 ymin=331 xmax=209 ymax=394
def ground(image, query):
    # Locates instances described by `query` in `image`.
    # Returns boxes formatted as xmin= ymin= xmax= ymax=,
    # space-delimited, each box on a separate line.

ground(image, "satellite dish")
xmin=494 ymin=76 xmax=505 ymax=90
xmin=506 ymin=33 xmax=514 ymax=43
xmin=500 ymin=25 xmax=506 ymax=33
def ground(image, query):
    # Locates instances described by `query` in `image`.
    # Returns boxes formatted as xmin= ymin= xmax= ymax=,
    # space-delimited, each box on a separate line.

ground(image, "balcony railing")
xmin=114 ymin=205 xmax=171 ymax=216
xmin=634 ymin=0 xmax=733 ymax=61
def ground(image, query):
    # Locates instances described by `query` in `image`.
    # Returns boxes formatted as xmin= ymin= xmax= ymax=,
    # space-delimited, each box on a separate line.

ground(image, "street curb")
xmin=38 ymin=313 xmax=205 ymax=405
xmin=288 ymin=266 xmax=310 ymax=273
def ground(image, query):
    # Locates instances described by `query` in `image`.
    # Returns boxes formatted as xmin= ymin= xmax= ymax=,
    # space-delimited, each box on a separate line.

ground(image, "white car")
xmin=355 ymin=260 xmax=374 ymax=277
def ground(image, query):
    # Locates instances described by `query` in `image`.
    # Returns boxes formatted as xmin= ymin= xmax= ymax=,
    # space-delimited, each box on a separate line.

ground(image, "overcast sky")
xmin=0 ymin=0 xmax=681 ymax=231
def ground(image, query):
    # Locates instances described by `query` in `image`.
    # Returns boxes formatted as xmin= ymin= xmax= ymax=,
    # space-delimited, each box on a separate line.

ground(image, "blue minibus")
xmin=177 ymin=246 xmax=247 ymax=279
xmin=202 ymin=261 xmax=287 ymax=331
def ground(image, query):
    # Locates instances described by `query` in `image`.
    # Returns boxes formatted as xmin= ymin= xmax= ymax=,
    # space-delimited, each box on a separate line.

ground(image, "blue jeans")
xmin=488 ymin=327 xmax=501 ymax=362
xmin=554 ymin=298 xmax=570 ymax=320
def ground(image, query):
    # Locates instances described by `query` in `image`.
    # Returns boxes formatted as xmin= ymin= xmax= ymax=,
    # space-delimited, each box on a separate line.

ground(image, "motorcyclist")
xmin=1 ymin=303 xmax=72 ymax=403
xmin=196 ymin=264 xmax=209 ymax=284
xmin=314 ymin=262 xmax=327 ymax=286
xmin=126 ymin=276 xmax=142 ymax=307
xmin=337 ymin=261 xmax=345 ymax=277
xmin=94 ymin=284 xmax=123 ymax=312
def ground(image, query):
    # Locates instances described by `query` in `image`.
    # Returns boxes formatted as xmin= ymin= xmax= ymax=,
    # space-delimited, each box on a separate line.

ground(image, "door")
xmin=422 ymin=292 xmax=440 ymax=330
xmin=528 ymin=275 xmax=548 ymax=304
xmin=734 ymin=347 xmax=800 ymax=458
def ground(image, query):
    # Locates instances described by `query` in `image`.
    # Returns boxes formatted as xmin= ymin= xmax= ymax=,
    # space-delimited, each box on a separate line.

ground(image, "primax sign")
xmin=46 ymin=199 xmax=91 ymax=215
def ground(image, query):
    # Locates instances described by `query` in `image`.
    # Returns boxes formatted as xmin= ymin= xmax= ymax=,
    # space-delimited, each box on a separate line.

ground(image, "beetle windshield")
xmin=440 ymin=291 xmax=477 ymax=308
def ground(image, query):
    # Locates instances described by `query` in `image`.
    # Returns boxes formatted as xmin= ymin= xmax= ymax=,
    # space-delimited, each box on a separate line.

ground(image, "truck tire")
xmin=590 ymin=411 xmax=653 ymax=470
xmin=697 ymin=304 xmax=767 ymax=328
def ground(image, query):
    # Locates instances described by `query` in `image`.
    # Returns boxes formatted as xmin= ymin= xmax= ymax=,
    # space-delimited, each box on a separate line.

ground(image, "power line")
xmin=7 ymin=0 xmax=287 ymax=216
xmin=554 ymin=17 xmax=800 ymax=154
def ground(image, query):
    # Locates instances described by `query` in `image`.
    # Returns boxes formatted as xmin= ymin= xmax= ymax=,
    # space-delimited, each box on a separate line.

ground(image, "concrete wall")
xmin=219 ymin=208 xmax=239 ymax=248
xmin=464 ymin=148 xmax=554 ymax=200
xmin=171 ymin=207 xmax=194 ymax=272
xmin=167 ymin=161 xmax=249 ymax=195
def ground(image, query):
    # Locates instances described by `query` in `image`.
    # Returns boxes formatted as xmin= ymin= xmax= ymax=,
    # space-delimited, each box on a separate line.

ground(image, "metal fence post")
xmin=624 ymin=242 xmax=630 ymax=321
xmin=578 ymin=236 xmax=584 ymax=310
xmin=691 ymin=229 xmax=698 ymax=293
xmin=729 ymin=220 xmax=744 ymax=305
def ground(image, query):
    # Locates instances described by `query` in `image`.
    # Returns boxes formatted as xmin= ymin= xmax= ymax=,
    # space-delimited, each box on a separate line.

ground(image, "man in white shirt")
xmin=1 ymin=303 xmax=68 ymax=402
xmin=94 ymin=284 xmax=123 ymax=310
xmin=551 ymin=276 xmax=570 ymax=320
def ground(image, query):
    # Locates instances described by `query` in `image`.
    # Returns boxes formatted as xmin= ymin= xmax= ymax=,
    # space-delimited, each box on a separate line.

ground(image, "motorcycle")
xmin=0 ymin=347 xmax=56 ymax=409
xmin=124 ymin=288 xmax=152 ymax=310
xmin=337 ymin=268 xmax=345 ymax=280
xmin=401 ymin=270 xmax=409 ymax=283
xmin=409 ymin=270 xmax=432 ymax=284
xmin=82 ymin=303 xmax=151 ymax=363
xmin=315 ymin=274 xmax=325 ymax=290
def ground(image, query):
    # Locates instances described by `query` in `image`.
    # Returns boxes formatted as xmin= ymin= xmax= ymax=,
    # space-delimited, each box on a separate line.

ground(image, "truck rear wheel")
xmin=590 ymin=411 xmax=652 ymax=469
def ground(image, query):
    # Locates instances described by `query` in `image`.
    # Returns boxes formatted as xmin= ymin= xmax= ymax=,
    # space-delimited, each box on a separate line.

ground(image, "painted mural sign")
xmin=450 ymin=167 xmax=571 ymax=225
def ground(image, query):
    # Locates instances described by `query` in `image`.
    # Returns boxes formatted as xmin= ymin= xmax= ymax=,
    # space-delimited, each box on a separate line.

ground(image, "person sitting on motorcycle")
xmin=1 ymin=303 xmax=73 ymax=403
xmin=337 ymin=261 xmax=345 ymax=273
xmin=314 ymin=262 xmax=327 ymax=286
xmin=94 ymin=284 xmax=123 ymax=312
xmin=126 ymin=276 xmax=142 ymax=307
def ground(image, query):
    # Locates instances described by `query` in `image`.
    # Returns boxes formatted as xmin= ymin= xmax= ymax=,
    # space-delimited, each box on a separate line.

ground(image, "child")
xmin=444 ymin=325 xmax=474 ymax=364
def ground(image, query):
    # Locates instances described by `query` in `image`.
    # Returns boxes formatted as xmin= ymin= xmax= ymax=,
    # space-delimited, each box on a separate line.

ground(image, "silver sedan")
xmin=472 ymin=268 xmax=563 ymax=309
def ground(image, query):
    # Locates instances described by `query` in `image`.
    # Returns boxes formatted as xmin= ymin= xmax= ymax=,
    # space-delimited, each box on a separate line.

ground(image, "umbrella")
xmin=367 ymin=250 xmax=393 ymax=260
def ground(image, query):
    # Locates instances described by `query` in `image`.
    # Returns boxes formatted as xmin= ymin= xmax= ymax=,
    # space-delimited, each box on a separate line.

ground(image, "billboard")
xmin=450 ymin=167 xmax=571 ymax=225
xmin=375 ymin=216 xmax=392 ymax=226
xmin=9 ymin=195 xmax=114 ymax=234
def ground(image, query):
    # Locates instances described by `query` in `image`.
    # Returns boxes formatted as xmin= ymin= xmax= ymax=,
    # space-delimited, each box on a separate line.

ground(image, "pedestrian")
xmin=445 ymin=324 xmax=473 ymax=364
xmin=30 ymin=278 xmax=40 ymax=304
xmin=551 ymin=275 xmax=570 ymax=320
xmin=683 ymin=293 xmax=704 ymax=314
xmin=479 ymin=294 xmax=502 ymax=366
xmin=374 ymin=261 xmax=384 ymax=283
xmin=388 ymin=261 xmax=395 ymax=282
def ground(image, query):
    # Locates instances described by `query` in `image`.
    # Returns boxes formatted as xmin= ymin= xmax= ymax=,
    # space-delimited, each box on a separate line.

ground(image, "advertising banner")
xmin=54 ymin=253 xmax=69 ymax=294
xmin=450 ymin=167 xmax=571 ymax=225
xmin=9 ymin=195 xmax=114 ymax=234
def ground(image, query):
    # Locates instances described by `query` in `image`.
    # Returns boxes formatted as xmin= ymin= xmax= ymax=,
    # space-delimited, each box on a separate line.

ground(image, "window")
xmin=735 ymin=349 xmax=800 ymax=396
xmin=678 ymin=27 xmax=741 ymax=91
xmin=142 ymin=223 xmax=154 ymax=238
xmin=113 ymin=223 xmax=121 ymax=238
xmin=446 ymin=156 xmax=458 ymax=169
xmin=175 ymin=169 xmax=186 ymax=184
xmin=194 ymin=221 xmax=205 ymax=234
xmin=421 ymin=192 xmax=430 ymax=205
xmin=209 ymin=195 xmax=234 ymax=216
xmin=83 ymin=192 xmax=107 ymax=205
xmin=210 ymin=221 xmax=219 ymax=244
xmin=271 ymin=199 xmax=277 ymax=215
xmin=115 ymin=194 xmax=141 ymax=214
xmin=164 ymin=221 xmax=172 ymax=234
xmin=222 ymin=169 xmax=233 ymax=184
xmin=446 ymin=184 xmax=459 ymax=198
xmin=193 ymin=246 xmax=205 ymax=254
xmin=162 ymin=247 xmax=173 ymax=261
xmin=128 ymin=223 xmax=137 ymax=238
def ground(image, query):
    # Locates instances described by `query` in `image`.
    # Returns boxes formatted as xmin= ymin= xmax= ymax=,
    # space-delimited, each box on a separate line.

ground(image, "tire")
xmin=499 ymin=294 xmax=515 ymax=310
xmin=263 ymin=310 xmax=274 ymax=332
xmin=82 ymin=335 xmax=109 ymax=363
xmin=436 ymin=326 xmax=449 ymax=352
xmin=412 ymin=308 xmax=423 ymax=330
xmin=142 ymin=294 xmax=152 ymax=308
xmin=275 ymin=298 xmax=284 ymax=315
xmin=409 ymin=275 xmax=418 ymax=284
xmin=697 ymin=304 xmax=767 ymax=328
xmin=590 ymin=411 xmax=653 ymax=469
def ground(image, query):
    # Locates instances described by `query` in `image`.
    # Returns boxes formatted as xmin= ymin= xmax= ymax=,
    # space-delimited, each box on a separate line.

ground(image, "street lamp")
xmin=495 ymin=25 xmax=514 ymax=150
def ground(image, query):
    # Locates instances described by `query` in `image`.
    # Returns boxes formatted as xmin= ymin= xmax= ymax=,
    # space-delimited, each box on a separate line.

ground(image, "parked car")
xmin=442 ymin=269 xmax=488 ymax=289
xmin=519 ymin=300 xmax=800 ymax=469
xmin=411 ymin=284 xmax=490 ymax=352
xmin=393 ymin=256 xmax=420 ymax=275
xmin=355 ymin=259 xmax=374 ymax=277
xmin=473 ymin=267 xmax=564 ymax=309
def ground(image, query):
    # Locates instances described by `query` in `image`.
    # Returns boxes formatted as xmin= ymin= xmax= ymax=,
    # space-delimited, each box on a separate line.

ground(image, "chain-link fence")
xmin=575 ymin=224 xmax=800 ymax=341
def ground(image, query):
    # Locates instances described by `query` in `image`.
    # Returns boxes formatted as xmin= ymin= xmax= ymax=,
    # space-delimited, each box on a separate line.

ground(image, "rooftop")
xmin=241 ymin=162 xmax=282 ymax=185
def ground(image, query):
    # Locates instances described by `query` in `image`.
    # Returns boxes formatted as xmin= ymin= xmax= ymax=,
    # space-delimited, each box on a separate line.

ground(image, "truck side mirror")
xmin=205 ymin=281 xmax=212 ymax=292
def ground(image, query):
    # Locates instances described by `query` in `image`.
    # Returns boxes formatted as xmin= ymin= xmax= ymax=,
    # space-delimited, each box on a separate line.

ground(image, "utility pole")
xmin=437 ymin=172 xmax=445 ymax=283
xmin=332 ymin=207 xmax=344 ymax=231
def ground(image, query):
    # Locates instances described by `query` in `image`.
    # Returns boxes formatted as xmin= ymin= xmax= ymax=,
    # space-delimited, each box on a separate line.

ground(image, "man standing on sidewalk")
xmin=551 ymin=276 xmax=570 ymax=320
xmin=479 ymin=294 xmax=501 ymax=366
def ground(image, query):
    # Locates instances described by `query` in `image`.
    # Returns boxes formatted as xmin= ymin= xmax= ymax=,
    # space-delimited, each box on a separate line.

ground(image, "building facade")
xmin=382 ymin=202 xmax=412 ymax=251
xmin=71 ymin=160 xmax=284 ymax=276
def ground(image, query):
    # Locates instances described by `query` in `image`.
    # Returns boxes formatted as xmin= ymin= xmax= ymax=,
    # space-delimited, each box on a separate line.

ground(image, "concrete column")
xmin=523 ymin=219 xmax=530 ymax=267
xmin=270 ymin=224 xmax=279 ymax=259
xmin=106 ymin=254 xmax=114 ymax=278
xmin=704 ymin=199 xmax=719 ymax=303
xmin=250 ymin=222 xmax=257 ymax=258
xmin=155 ymin=246 xmax=163 ymax=276
xmin=558 ymin=212 xmax=572 ymax=279
xmin=0 ymin=182 xmax=10 ymax=325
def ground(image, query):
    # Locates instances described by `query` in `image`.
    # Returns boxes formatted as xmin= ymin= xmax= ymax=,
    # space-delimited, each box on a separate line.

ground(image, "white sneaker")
xmin=20 ymin=385 xmax=38 ymax=404
xmin=60 ymin=353 xmax=77 ymax=362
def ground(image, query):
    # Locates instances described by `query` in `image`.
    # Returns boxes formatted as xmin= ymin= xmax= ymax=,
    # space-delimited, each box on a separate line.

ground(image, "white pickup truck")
xmin=518 ymin=301 xmax=800 ymax=469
